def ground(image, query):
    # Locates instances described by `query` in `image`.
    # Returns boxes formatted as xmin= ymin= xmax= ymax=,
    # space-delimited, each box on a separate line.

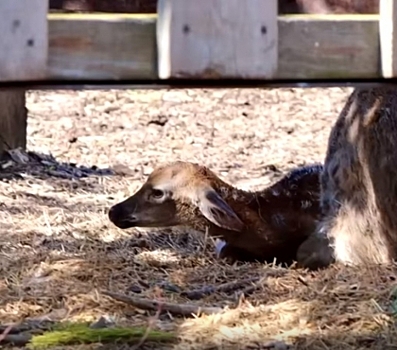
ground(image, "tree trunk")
xmin=0 ymin=89 xmax=27 ymax=156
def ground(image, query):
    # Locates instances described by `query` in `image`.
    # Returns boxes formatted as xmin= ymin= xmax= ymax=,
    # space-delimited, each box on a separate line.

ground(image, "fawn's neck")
xmin=214 ymin=181 xmax=256 ymax=206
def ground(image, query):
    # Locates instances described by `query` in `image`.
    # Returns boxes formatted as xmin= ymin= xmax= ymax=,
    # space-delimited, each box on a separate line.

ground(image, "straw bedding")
xmin=1 ymin=87 xmax=396 ymax=349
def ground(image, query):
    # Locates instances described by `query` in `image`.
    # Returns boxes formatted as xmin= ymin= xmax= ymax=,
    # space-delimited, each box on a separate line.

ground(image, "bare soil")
xmin=1 ymin=87 xmax=397 ymax=349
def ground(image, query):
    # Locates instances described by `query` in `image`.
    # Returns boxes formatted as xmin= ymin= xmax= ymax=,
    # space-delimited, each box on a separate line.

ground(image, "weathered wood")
xmin=49 ymin=0 xmax=158 ymax=13
xmin=49 ymin=0 xmax=380 ymax=15
xmin=45 ymin=14 xmax=380 ymax=81
xmin=157 ymin=0 xmax=278 ymax=79
xmin=48 ymin=0 xmax=380 ymax=16
xmin=278 ymin=14 xmax=379 ymax=79
xmin=0 ymin=90 xmax=27 ymax=155
xmin=379 ymin=0 xmax=397 ymax=78
xmin=47 ymin=14 xmax=157 ymax=79
xmin=0 ymin=0 xmax=48 ymax=81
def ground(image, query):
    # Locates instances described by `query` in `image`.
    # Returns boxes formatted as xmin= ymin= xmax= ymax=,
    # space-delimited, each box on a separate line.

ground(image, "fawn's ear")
xmin=195 ymin=187 xmax=244 ymax=232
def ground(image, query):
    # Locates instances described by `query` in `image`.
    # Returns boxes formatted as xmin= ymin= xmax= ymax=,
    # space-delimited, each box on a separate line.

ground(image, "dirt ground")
xmin=1 ymin=87 xmax=397 ymax=349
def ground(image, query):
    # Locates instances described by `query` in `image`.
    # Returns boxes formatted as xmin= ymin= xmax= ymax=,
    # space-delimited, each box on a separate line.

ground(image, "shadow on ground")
xmin=1 ymin=149 xmax=397 ymax=349
xmin=0 ymin=148 xmax=114 ymax=181
xmin=1 ymin=212 xmax=397 ymax=349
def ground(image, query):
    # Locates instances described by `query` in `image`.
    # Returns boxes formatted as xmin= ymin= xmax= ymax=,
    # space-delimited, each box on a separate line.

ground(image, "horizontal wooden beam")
xmin=48 ymin=13 xmax=157 ymax=79
xmin=45 ymin=14 xmax=381 ymax=81
xmin=278 ymin=14 xmax=379 ymax=79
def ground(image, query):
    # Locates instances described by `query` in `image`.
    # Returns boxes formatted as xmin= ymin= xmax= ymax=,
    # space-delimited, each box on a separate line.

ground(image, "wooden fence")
xmin=0 ymin=0 xmax=396 ymax=154
xmin=1 ymin=0 xmax=397 ymax=83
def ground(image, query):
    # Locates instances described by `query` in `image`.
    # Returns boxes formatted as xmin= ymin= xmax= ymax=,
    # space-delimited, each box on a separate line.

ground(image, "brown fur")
xmin=297 ymin=87 xmax=397 ymax=270
xmin=108 ymin=161 xmax=323 ymax=265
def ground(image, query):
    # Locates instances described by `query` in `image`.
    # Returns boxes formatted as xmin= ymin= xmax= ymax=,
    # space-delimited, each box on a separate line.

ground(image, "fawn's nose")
xmin=108 ymin=204 xmax=121 ymax=223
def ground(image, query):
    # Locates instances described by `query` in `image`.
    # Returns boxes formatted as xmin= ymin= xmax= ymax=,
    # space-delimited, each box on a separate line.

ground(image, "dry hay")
xmin=1 ymin=87 xmax=397 ymax=349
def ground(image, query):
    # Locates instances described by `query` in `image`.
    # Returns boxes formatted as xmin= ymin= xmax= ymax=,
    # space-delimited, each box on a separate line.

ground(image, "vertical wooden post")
xmin=157 ymin=0 xmax=278 ymax=79
xmin=0 ymin=90 xmax=27 ymax=155
xmin=0 ymin=0 xmax=48 ymax=156
xmin=379 ymin=0 xmax=397 ymax=78
xmin=0 ymin=0 xmax=48 ymax=81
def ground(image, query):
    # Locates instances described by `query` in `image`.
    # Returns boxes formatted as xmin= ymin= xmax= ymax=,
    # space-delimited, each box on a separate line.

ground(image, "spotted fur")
xmin=109 ymin=161 xmax=323 ymax=265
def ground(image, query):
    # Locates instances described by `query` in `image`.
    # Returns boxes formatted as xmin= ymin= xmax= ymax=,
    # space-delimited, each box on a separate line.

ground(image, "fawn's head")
xmin=108 ymin=161 xmax=244 ymax=232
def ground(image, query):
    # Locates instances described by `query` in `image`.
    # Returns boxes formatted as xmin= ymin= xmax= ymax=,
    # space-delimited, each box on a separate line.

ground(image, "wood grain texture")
xmin=39 ymin=14 xmax=385 ymax=81
xmin=0 ymin=90 xmax=27 ymax=155
xmin=278 ymin=14 xmax=380 ymax=79
xmin=48 ymin=14 xmax=157 ymax=79
xmin=0 ymin=0 xmax=48 ymax=81
xmin=157 ymin=0 xmax=278 ymax=79
xmin=379 ymin=0 xmax=397 ymax=77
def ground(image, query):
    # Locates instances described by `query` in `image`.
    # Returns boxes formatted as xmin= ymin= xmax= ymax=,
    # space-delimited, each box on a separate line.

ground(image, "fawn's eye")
xmin=151 ymin=189 xmax=165 ymax=199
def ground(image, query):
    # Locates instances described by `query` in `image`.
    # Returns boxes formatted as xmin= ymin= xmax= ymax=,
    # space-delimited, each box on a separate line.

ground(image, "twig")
xmin=181 ymin=269 xmax=287 ymax=301
xmin=180 ymin=277 xmax=260 ymax=300
xmin=0 ymin=334 xmax=32 ymax=347
xmin=0 ymin=324 xmax=14 ymax=342
xmin=0 ymin=320 xmax=53 ymax=347
xmin=103 ymin=291 xmax=222 ymax=317
xmin=247 ymin=340 xmax=290 ymax=349
xmin=241 ymin=283 xmax=261 ymax=295
xmin=0 ymin=320 xmax=53 ymax=335
xmin=132 ymin=298 xmax=162 ymax=349
xmin=201 ymin=226 xmax=209 ymax=254
xmin=226 ymin=277 xmax=270 ymax=304
xmin=297 ymin=275 xmax=309 ymax=286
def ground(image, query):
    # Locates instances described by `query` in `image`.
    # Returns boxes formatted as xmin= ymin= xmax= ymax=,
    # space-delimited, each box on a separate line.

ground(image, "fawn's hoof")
xmin=296 ymin=233 xmax=335 ymax=270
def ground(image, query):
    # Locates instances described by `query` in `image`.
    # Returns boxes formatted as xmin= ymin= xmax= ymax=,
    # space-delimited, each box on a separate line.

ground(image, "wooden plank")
xmin=379 ymin=0 xmax=397 ymax=78
xmin=278 ymin=14 xmax=380 ymax=79
xmin=0 ymin=0 xmax=48 ymax=81
xmin=157 ymin=0 xmax=278 ymax=79
xmin=43 ymin=14 xmax=380 ymax=81
xmin=47 ymin=14 xmax=157 ymax=79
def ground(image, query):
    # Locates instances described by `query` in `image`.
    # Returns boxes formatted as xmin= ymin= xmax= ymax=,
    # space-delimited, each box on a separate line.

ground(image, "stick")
xmin=103 ymin=291 xmax=222 ymax=317
xmin=0 ymin=320 xmax=53 ymax=334
xmin=0 ymin=334 xmax=32 ymax=347
xmin=228 ymin=280 xmax=267 ymax=303
xmin=180 ymin=269 xmax=286 ymax=301
xmin=132 ymin=299 xmax=162 ymax=349
xmin=180 ymin=277 xmax=260 ymax=300
xmin=0 ymin=324 xmax=14 ymax=342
